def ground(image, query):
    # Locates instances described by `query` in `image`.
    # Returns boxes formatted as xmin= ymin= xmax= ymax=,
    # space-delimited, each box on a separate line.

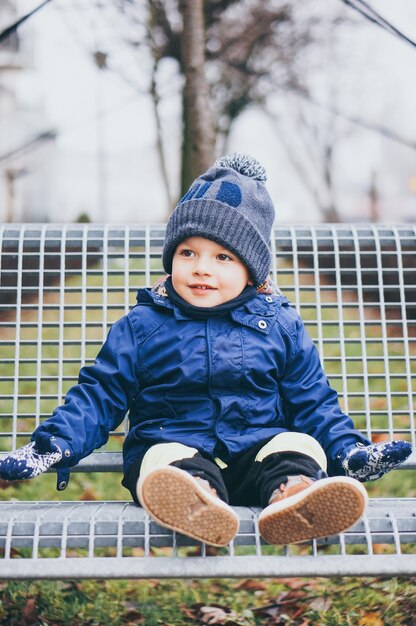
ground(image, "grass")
xmin=0 ymin=576 xmax=415 ymax=625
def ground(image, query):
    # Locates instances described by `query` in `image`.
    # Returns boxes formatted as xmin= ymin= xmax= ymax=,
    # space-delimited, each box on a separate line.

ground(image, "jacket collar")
xmin=136 ymin=277 xmax=289 ymax=330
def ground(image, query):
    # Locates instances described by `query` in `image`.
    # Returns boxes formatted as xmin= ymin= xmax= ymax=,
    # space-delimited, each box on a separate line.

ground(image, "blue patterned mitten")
xmin=340 ymin=440 xmax=412 ymax=482
xmin=0 ymin=441 xmax=62 ymax=481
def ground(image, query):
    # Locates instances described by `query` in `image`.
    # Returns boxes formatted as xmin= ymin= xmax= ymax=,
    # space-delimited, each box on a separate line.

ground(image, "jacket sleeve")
xmin=31 ymin=315 xmax=140 ymax=466
xmin=278 ymin=314 xmax=370 ymax=473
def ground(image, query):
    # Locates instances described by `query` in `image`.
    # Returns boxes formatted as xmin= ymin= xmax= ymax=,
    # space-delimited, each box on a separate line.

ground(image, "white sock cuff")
xmin=139 ymin=442 xmax=199 ymax=479
xmin=255 ymin=432 xmax=327 ymax=471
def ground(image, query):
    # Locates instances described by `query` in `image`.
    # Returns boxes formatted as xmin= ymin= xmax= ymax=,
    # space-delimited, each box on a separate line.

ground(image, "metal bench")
xmin=0 ymin=223 xmax=415 ymax=579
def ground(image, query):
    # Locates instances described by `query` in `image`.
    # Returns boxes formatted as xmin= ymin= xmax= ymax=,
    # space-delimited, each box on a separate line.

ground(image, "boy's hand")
xmin=340 ymin=440 xmax=412 ymax=482
xmin=0 ymin=441 xmax=62 ymax=481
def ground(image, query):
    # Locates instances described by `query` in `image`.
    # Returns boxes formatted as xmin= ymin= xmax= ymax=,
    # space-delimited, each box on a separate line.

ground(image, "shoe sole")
xmin=137 ymin=465 xmax=239 ymax=547
xmin=258 ymin=476 xmax=368 ymax=545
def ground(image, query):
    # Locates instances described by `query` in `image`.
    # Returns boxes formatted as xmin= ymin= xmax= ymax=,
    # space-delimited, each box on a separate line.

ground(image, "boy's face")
xmin=172 ymin=237 xmax=252 ymax=307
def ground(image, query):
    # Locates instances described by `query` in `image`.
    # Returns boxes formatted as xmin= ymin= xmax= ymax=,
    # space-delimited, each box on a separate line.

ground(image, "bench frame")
xmin=0 ymin=223 xmax=415 ymax=579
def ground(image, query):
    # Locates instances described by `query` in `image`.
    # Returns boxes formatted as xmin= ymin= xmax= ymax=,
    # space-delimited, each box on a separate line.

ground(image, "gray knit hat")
xmin=162 ymin=153 xmax=275 ymax=287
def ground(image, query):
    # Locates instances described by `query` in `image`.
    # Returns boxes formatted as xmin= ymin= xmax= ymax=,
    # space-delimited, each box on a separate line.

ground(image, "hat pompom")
xmin=215 ymin=153 xmax=267 ymax=182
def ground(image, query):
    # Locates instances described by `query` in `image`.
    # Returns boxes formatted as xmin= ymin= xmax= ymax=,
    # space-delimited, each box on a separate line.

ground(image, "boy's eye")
xmin=178 ymin=249 xmax=195 ymax=257
xmin=217 ymin=253 xmax=232 ymax=261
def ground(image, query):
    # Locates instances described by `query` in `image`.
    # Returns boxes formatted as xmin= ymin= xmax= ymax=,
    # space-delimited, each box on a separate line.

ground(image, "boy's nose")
xmin=192 ymin=256 xmax=212 ymax=275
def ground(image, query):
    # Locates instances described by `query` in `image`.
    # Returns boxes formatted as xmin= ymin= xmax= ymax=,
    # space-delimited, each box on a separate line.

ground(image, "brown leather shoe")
xmin=269 ymin=475 xmax=316 ymax=504
xmin=137 ymin=465 xmax=239 ymax=547
xmin=258 ymin=475 xmax=368 ymax=545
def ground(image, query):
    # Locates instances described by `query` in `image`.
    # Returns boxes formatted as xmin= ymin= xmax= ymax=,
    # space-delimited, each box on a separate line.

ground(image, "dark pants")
xmin=123 ymin=439 xmax=322 ymax=509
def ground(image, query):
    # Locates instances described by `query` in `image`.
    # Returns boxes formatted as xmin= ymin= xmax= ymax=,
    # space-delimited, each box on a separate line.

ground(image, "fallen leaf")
xmin=253 ymin=591 xmax=310 ymax=624
xmin=276 ymin=590 xmax=308 ymax=603
xmin=372 ymin=543 xmax=391 ymax=554
xmin=180 ymin=604 xmax=200 ymax=620
xmin=309 ymin=596 xmax=332 ymax=611
xmin=22 ymin=597 xmax=38 ymax=626
xmin=358 ymin=613 xmax=384 ymax=626
xmin=181 ymin=603 xmax=237 ymax=625
xmin=0 ymin=478 xmax=19 ymax=489
xmin=122 ymin=600 xmax=145 ymax=623
xmin=200 ymin=606 xmax=237 ymax=624
xmin=80 ymin=487 xmax=98 ymax=501
xmin=274 ymin=578 xmax=310 ymax=590
xmin=235 ymin=579 xmax=267 ymax=591
xmin=209 ymin=583 xmax=227 ymax=594
xmin=371 ymin=434 xmax=390 ymax=443
xmin=252 ymin=603 xmax=281 ymax=619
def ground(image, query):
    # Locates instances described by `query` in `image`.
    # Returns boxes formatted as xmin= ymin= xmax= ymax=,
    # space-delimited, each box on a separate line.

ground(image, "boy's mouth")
xmin=189 ymin=284 xmax=216 ymax=291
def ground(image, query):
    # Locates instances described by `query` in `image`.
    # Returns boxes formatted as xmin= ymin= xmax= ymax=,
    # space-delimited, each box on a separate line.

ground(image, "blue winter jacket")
xmin=32 ymin=285 xmax=370 ymax=486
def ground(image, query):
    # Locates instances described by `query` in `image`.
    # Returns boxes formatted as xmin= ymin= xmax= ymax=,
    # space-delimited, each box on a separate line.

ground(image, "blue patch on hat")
xmin=195 ymin=182 xmax=212 ymax=198
xmin=179 ymin=182 xmax=213 ymax=203
xmin=216 ymin=181 xmax=242 ymax=207
xmin=179 ymin=184 xmax=199 ymax=203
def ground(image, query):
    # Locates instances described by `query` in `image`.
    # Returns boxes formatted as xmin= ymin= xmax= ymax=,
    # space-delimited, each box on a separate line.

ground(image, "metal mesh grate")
xmin=270 ymin=225 xmax=416 ymax=457
xmin=0 ymin=225 xmax=165 ymax=454
xmin=1 ymin=224 xmax=415 ymax=461
xmin=0 ymin=224 xmax=415 ymax=577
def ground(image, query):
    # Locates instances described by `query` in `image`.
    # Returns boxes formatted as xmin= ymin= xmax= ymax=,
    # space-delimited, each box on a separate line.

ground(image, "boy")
xmin=0 ymin=154 xmax=412 ymax=547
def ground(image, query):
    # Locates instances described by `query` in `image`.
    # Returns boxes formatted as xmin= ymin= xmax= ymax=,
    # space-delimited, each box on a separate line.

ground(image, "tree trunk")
xmin=179 ymin=0 xmax=216 ymax=195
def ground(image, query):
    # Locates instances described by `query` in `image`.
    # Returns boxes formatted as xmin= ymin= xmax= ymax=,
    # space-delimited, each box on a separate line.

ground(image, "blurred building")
xmin=379 ymin=141 xmax=416 ymax=223
xmin=0 ymin=1 xmax=56 ymax=223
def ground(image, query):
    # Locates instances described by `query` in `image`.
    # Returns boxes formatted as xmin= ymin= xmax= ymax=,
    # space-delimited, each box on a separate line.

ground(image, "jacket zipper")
xmin=206 ymin=319 xmax=222 ymax=446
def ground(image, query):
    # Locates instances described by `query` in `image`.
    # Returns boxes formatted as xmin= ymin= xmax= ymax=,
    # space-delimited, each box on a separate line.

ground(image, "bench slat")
xmin=0 ymin=499 xmax=415 ymax=579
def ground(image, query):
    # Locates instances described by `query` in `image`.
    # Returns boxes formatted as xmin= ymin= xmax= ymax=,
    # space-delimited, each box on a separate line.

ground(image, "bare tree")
xmin=147 ymin=4 xmax=174 ymax=208
xmin=178 ymin=0 xmax=216 ymax=191
xmin=205 ymin=1 xmax=306 ymax=146
xmin=115 ymin=0 xmax=311 ymax=195
xmin=265 ymin=99 xmax=343 ymax=222
xmin=114 ymin=0 xmax=346 ymax=215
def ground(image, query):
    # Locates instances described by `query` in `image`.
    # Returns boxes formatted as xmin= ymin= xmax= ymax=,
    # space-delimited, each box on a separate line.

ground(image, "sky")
xmin=11 ymin=0 xmax=416 ymax=224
